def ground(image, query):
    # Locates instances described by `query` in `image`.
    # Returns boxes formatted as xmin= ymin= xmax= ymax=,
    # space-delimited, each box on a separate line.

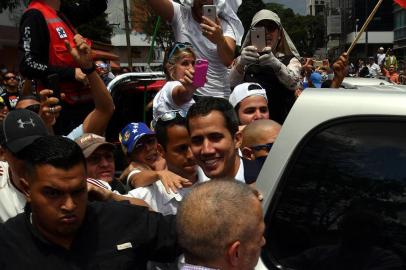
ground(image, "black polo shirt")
xmin=0 ymin=201 xmax=179 ymax=269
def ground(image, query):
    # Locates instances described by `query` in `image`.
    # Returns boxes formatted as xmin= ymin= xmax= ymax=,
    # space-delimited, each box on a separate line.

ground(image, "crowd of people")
xmin=348 ymin=47 xmax=406 ymax=84
xmin=0 ymin=0 xmax=402 ymax=269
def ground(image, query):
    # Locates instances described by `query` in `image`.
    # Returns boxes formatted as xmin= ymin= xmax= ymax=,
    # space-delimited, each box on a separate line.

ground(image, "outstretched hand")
xmin=38 ymin=89 xmax=62 ymax=128
xmin=65 ymin=34 xmax=93 ymax=69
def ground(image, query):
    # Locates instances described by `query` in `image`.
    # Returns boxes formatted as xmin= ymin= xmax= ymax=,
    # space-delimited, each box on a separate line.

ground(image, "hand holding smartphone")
xmin=250 ymin=27 xmax=266 ymax=52
xmin=46 ymin=74 xmax=61 ymax=101
xmin=203 ymin=5 xmax=216 ymax=22
xmin=192 ymin=59 xmax=208 ymax=88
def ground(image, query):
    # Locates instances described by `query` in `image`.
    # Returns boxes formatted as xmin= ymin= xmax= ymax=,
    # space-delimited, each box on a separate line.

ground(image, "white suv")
xmin=256 ymin=87 xmax=406 ymax=269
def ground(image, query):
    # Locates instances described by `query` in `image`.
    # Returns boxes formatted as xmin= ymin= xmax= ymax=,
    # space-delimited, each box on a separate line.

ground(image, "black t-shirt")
xmin=0 ymin=201 xmax=180 ymax=269
xmin=1 ymin=91 xmax=19 ymax=110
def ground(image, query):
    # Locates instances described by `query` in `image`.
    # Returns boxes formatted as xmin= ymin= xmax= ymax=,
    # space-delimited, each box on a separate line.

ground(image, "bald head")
xmin=241 ymin=119 xmax=281 ymax=148
xmin=177 ymin=180 xmax=262 ymax=266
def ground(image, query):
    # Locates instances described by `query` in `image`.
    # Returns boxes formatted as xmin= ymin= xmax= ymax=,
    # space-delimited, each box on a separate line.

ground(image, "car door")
xmin=260 ymin=117 xmax=406 ymax=270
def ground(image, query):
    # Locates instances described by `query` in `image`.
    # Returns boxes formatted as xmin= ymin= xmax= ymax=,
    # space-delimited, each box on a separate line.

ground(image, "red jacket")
xmin=27 ymin=0 xmax=92 ymax=104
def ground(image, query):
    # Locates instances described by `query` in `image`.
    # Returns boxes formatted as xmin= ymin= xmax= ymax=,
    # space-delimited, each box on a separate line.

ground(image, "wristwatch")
xmin=81 ymin=63 xmax=96 ymax=75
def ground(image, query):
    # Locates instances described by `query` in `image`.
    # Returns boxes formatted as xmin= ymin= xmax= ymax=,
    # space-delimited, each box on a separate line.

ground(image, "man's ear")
xmin=227 ymin=240 xmax=241 ymax=267
xmin=20 ymin=177 xmax=31 ymax=202
xmin=234 ymin=130 xmax=243 ymax=149
xmin=241 ymin=147 xmax=254 ymax=160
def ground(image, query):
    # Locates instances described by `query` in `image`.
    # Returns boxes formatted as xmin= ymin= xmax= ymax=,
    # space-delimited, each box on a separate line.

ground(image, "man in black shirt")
xmin=0 ymin=136 xmax=179 ymax=269
xmin=1 ymin=72 xmax=20 ymax=110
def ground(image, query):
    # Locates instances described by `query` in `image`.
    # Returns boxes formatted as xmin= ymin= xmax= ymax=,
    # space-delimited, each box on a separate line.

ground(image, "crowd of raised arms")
xmin=0 ymin=0 xmax=400 ymax=269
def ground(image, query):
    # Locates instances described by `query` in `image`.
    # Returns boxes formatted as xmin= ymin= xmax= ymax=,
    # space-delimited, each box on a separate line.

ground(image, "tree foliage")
xmin=76 ymin=13 xmax=113 ymax=44
xmin=237 ymin=0 xmax=265 ymax=42
xmin=62 ymin=0 xmax=113 ymax=44
xmin=0 ymin=0 xmax=21 ymax=12
xmin=134 ymin=0 xmax=174 ymax=50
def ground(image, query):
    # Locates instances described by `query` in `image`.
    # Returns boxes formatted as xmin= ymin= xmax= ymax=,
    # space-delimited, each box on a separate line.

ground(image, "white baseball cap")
xmin=229 ymin=82 xmax=268 ymax=108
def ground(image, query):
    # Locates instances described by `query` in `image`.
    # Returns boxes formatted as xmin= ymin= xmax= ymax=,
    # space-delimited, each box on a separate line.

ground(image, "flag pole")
xmin=346 ymin=0 xmax=384 ymax=55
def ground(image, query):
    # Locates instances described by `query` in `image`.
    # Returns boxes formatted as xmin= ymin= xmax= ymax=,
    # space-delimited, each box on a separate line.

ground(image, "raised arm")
xmin=128 ymin=168 xmax=192 ymax=194
xmin=172 ymin=69 xmax=197 ymax=106
xmin=330 ymin=53 xmax=349 ymax=88
xmin=258 ymin=48 xmax=302 ymax=90
xmin=66 ymin=34 xmax=114 ymax=135
xmin=201 ymin=17 xmax=236 ymax=67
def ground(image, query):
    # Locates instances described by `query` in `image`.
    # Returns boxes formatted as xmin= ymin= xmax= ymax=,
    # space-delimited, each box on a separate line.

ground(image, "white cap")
xmin=229 ymin=82 xmax=268 ymax=108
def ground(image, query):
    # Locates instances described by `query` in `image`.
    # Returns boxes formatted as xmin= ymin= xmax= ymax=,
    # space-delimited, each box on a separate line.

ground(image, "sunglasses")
xmin=167 ymin=42 xmax=193 ymax=61
xmin=5 ymin=76 xmax=16 ymax=80
xmin=152 ymin=110 xmax=187 ymax=129
xmin=251 ymin=143 xmax=273 ymax=152
xmin=25 ymin=104 xmax=41 ymax=114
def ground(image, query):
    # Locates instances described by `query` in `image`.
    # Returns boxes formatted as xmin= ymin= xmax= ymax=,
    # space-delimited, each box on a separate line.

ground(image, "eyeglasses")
xmin=5 ymin=76 xmax=16 ymax=80
xmin=25 ymin=104 xmax=40 ymax=114
xmin=151 ymin=110 xmax=186 ymax=129
xmin=251 ymin=143 xmax=273 ymax=152
xmin=167 ymin=42 xmax=193 ymax=61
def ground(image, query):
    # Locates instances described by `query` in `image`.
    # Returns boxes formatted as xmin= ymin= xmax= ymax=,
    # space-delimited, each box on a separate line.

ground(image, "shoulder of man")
xmin=242 ymin=157 xmax=261 ymax=185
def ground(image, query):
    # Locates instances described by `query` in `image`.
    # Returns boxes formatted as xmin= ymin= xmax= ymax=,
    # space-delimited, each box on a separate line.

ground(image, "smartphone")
xmin=314 ymin=60 xmax=323 ymax=68
xmin=250 ymin=27 xmax=266 ymax=52
xmin=46 ymin=74 xmax=61 ymax=101
xmin=203 ymin=5 xmax=216 ymax=22
xmin=192 ymin=59 xmax=209 ymax=88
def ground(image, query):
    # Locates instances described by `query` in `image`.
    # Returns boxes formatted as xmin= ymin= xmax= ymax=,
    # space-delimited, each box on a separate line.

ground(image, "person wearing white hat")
xmin=377 ymin=47 xmax=386 ymax=67
xmin=229 ymin=82 xmax=269 ymax=125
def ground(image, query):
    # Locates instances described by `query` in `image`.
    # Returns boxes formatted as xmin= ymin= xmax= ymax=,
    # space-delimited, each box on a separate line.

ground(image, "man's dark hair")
xmin=186 ymin=97 xmax=239 ymax=136
xmin=17 ymin=136 xmax=86 ymax=177
xmin=155 ymin=114 xmax=187 ymax=150
xmin=17 ymin=94 xmax=40 ymax=103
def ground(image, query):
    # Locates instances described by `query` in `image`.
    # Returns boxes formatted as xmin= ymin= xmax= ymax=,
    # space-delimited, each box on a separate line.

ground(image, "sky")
xmin=263 ymin=0 xmax=307 ymax=15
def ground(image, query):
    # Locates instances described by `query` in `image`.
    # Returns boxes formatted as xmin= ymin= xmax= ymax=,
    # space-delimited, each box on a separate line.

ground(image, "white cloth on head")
xmin=152 ymin=81 xmax=195 ymax=120
xmin=242 ymin=9 xmax=300 ymax=59
xmin=171 ymin=1 xmax=242 ymax=98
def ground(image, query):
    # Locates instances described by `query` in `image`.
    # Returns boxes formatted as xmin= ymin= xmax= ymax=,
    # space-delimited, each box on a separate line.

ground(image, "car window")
xmin=263 ymin=118 xmax=406 ymax=270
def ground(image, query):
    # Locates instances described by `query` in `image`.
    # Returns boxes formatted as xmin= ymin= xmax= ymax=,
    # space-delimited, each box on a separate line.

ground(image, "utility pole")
xmin=364 ymin=0 xmax=369 ymax=57
xmin=123 ymin=0 xmax=132 ymax=70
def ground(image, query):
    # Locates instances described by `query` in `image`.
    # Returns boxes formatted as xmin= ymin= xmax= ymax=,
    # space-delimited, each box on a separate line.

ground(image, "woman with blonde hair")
xmin=152 ymin=42 xmax=198 ymax=121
